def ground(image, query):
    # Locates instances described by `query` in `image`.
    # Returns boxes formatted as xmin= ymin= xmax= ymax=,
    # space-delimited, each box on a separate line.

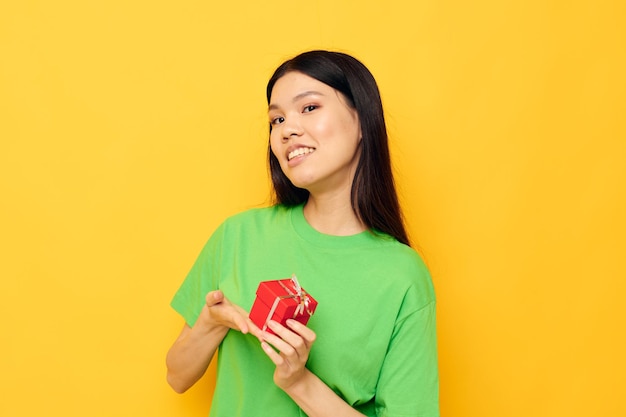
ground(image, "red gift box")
xmin=249 ymin=275 xmax=318 ymax=334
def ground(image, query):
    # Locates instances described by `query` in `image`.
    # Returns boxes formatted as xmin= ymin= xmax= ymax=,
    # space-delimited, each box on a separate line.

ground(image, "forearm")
xmin=284 ymin=370 xmax=366 ymax=417
xmin=166 ymin=323 xmax=228 ymax=393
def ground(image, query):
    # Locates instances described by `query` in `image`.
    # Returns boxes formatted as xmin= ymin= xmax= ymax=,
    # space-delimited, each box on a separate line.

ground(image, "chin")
xmin=287 ymin=176 xmax=316 ymax=191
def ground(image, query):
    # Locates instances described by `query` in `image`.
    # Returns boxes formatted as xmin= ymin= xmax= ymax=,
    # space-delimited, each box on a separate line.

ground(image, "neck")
xmin=303 ymin=193 xmax=365 ymax=236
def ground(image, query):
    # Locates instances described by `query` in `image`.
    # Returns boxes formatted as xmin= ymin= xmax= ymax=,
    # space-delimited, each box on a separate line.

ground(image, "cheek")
xmin=269 ymin=137 xmax=288 ymax=169
xmin=309 ymin=114 xmax=336 ymax=138
xmin=314 ymin=111 xmax=358 ymax=142
xmin=269 ymin=132 xmax=281 ymax=157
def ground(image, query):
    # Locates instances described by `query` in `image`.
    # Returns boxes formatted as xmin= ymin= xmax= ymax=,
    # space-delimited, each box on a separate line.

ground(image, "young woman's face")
xmin=268 ymin=71 xmax=362 ymax=197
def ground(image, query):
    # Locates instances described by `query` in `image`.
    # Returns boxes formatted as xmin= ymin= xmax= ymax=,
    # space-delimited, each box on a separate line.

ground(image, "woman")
xmin=166 ymin=50 xmax=439 ymax=417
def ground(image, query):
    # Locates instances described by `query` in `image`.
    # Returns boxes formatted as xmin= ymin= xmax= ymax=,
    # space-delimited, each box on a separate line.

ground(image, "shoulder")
xmin=369 ymin=235 xmax=430 ymax=278
xmin=213 ymin=205 xmax=289 ymax=232
xmin=222 ymin=204 xmax=290 ymax=226
xmin=208 ymin=205 xmax=294 ymax=245
xmin=369 ymin=237 xmax=435 ymax=310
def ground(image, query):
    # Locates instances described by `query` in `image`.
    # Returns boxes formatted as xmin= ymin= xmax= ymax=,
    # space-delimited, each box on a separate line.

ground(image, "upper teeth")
xmin=288 ymin=147 xmax=315 ymax=161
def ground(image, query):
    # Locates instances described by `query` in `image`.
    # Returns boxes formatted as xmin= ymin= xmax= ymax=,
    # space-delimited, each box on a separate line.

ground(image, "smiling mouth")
xmin=288 ymin=147 xmax=316 ymax=161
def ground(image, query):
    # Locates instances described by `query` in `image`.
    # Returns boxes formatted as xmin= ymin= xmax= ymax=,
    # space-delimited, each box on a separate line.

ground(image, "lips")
xmin=287 ymin=146 xmax=316 ymax=161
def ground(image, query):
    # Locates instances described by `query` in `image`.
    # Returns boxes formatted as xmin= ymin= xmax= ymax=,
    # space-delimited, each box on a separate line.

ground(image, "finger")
xmin=260 ymin=341 xmax=285 ymax=366
xmin=269 ymin=320 xmax=305 ymax=347
xmin=231 ymin=304 xmax=262 ymax=336
xmin=263 ymin=321 xmax=304 ymax=357
xmin=222 ymin=306 xmax=249 ymax=334
xmin=285 ymin=319 xmax=316 ymax=346
xmin=275 ymin=321 xmax=311 ymax=356
xmin=205 ymin=290 xmax=224 ymax=306
xmin=244 ymin=317 xmax=264 ymax=340
xmin=205 ymin=293 xmax=251 ymax=334
xmin=261 ymin=322 xmax=295 ymax=353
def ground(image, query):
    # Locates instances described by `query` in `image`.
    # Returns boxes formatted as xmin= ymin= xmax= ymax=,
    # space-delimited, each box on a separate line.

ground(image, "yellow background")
xmin=1 ymin=1 xmax=624 ymax=416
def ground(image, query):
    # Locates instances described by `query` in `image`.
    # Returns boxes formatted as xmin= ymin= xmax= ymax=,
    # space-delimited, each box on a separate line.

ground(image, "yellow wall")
xmin=1 ymin=1 xmax=624 ymax=416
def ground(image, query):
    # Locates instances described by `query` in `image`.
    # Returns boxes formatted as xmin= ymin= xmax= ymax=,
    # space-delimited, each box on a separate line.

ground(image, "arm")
xmin=166 ymin=290 xmax=262 ymax=393
xmin=165 ymin=322 xmax=225 ymax=394
xmin=283 ymin=371 xmax=366 ymax=417
xmin=260 ymin=320 xmax=366 ymax=417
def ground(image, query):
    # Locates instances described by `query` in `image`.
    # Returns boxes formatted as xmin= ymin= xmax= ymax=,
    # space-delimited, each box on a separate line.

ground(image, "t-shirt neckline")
xmin=290 ymin=204 xmax=381 ymax=248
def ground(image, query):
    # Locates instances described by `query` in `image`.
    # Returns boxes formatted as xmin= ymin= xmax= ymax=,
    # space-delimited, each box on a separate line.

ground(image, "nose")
xmin=280 ymin=116 xmax=303 ymax=141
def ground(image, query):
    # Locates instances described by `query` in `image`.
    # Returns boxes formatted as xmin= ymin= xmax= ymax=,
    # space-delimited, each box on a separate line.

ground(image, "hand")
xmin=199 ymin=290 xmax=262 ymax=338
xmin=260 ymin=319 xmax=317 ymax=391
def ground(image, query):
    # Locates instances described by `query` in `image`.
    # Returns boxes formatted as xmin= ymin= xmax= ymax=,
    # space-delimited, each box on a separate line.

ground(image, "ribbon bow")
xmin=289 ymin=274 xmax=311 ymax=316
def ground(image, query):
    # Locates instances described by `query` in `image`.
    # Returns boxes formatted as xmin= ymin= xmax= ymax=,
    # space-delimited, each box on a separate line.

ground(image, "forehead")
xmin=269 ymin=71 xmax=335 ymax=103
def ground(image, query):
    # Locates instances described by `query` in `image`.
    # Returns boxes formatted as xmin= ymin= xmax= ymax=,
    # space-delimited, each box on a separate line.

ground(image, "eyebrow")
xmin=268 ymin=90 xmax=325 ymax=111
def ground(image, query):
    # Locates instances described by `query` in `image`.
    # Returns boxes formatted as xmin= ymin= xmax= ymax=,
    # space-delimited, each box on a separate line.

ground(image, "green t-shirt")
xmin=171 ymin=205 xmax=439 ymax=417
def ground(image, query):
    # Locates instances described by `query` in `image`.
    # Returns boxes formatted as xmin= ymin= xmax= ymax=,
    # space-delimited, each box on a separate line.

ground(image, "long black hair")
xmin=266 ymin=50 xmax=410 ymax=247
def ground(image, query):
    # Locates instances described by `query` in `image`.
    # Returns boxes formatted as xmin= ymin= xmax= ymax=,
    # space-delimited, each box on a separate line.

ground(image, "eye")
xmin=303 ymin=105 xmax=318 ymax=113
xmin=270 ymin=116 xmax=285 ymax=125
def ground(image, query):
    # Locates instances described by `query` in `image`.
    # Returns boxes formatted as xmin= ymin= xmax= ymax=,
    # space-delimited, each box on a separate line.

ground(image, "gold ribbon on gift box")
xmin=262 ymin=274 xmax=313 ymax=331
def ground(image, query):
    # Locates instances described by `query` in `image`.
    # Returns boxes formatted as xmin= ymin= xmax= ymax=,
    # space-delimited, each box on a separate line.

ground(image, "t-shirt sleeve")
xmin=170 ymin=221 xmax=227 ymax=327
xmin=375 ymin=292 xmax=439 ymax=417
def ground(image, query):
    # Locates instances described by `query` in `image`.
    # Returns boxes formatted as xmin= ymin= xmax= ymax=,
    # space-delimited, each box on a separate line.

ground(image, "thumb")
xmin=205 ymin=290 xmax=224 ymax=307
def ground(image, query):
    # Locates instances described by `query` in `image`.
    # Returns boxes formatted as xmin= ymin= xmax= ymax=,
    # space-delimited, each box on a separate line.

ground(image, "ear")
xmin=354 ymin=111 xmax=363 ymax=143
